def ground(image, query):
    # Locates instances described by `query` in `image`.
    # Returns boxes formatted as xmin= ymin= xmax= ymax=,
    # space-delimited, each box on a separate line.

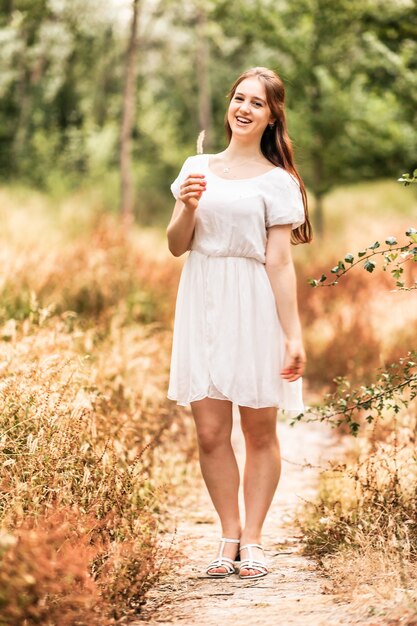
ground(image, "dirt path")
xmin=133 ymin=406 xmax=371 ymax=625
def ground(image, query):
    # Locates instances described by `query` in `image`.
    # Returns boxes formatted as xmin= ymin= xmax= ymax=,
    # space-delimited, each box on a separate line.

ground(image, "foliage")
xmin=398 ymin=168 xmax=417 ymax=185
xmin=212 ymin=0 xmax=417 ymax=232
xmin=297 ymin=232 xmax=417 ymax=434
xmin=300 ymin=409 xmax=417 ymax=560
xmin=308 ymin=228 xmax=417 ymax=291
xmin=0 ymin=199 xmax=190 ymax=621
xmin=291 ymin=351 xmax=417 ymax=436
xmin=292 ymin=166 xmax=417 ymax=435
xmin=0 ymin=0 xmax=416 ymax=225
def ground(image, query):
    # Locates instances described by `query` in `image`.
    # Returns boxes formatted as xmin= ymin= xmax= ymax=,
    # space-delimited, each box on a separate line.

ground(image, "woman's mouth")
xmin=235 ymin=116 xmax=251 ymax=125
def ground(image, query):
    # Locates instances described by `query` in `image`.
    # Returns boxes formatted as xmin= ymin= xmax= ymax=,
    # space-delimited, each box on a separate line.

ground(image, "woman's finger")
xmin=182 ymin=183 xmax=206 ymax=193
xmin=281 ymin=354 xmax=306 ymax=380
xmin=186 ymin=174 xmax=206 ymax=183
xmin=182 ymin=192 xmax=203 ymax=200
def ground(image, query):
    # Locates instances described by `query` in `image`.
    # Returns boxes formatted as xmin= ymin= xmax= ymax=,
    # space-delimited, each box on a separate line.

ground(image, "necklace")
xmin=221 ymin=156 xmax=261 ymax=174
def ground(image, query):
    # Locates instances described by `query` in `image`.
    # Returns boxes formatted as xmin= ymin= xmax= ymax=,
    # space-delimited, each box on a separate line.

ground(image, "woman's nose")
xmin=239 ymin=100 xmax=251 ymax=113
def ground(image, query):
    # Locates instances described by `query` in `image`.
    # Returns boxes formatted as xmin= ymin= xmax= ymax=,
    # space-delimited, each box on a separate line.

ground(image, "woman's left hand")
xmin=280 ymin=338 xmax=306 ymax=382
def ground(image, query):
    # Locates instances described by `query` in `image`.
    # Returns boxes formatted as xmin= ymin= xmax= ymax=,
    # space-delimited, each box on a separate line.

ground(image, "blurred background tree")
xmin=0 ymin=0 xmax=415 ymax=229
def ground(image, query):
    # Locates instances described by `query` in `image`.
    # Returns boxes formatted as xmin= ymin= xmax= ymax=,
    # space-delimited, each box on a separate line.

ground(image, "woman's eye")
xmin=253 ymin=102 xmax=262 ymax=107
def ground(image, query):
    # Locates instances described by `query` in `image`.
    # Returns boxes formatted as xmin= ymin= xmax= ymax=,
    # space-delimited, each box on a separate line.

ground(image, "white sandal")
xmin=205 ymin=537 xmax=240 ymax=578
xmin=238 ymin=543 xmax=268 ymax=579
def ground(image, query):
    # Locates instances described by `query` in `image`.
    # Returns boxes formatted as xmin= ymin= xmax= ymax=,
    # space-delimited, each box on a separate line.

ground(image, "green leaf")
xmin=344 ymin=253 xmax=354 ymax=263
xmin=350 ymin=422 xmax=360 ymax=436
xmin=406 ymin=227 xmax=417 ymax=236
xmin=319 ymin=274 xmax=327 ymax=283
xmin=364 ymin=260 xmax=376 ymax=272
xmin=308 ymin=278 xmax=319 ymax=287
xmin=331 ymin=266 xmax=340 ymax=274
xmin=369 ymin=241 xmax=380 ymax=250
xmin=398 ymin=173 xmax=411 ymax=182
xmin=391 ymin=267 xmax=404 ymax=278
xmin=358 ymin=250 xmax=367 ymax=257
xmin=385 ymin=237 xmax=397 ymax=246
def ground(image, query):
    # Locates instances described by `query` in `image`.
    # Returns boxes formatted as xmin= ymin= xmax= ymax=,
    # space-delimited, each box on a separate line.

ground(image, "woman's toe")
xmin=240 ymin=567 xmax=261 ymax=576
xmin=240 ymin=567 xmax=253 ymax=576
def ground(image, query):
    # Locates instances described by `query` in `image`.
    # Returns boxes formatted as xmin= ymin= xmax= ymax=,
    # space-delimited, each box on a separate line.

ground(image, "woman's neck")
xmin=222 ymin=137 xmax=263 ymax=161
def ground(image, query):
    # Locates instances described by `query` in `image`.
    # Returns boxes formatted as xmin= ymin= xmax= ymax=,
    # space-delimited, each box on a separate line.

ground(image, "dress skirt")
xmin=167 ymin=250 xmax=304 ymax=412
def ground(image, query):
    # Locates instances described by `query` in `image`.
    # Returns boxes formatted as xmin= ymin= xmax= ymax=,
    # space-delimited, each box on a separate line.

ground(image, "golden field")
xmin=0 ymin=187 xmax=194 ymax=624
xmin=0 ymin=179 xmax=415 ymax=623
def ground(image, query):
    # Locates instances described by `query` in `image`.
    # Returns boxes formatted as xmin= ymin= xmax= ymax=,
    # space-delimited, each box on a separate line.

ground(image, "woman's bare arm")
xmin=166 ymin=173 xmax=206 ymax=257
xmin=265 ymin=224 xmax=306 ymax=381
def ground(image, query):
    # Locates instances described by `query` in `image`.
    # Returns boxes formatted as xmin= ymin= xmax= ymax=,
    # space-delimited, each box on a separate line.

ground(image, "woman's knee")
xmin=240 ymin=409 xmax=279 ymax=449
xmin=196 ymin=425 xmax=231 ymax=454
xmin=242 ymin=428 xmax=278 ymax=449
xmin=191 ymin=398 xmax=233 ymax=454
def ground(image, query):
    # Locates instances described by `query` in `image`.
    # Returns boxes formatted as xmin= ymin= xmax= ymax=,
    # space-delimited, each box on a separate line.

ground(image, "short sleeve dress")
xmin=167 ymin=153 xmax=306 ymax=413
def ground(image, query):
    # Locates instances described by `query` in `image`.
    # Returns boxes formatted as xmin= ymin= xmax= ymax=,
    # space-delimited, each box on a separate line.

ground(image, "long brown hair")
xmin=225 ymin=67 xmax=313 ymax=245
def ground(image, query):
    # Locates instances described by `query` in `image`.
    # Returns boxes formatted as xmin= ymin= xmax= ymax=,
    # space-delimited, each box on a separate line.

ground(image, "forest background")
xmin=0 ymin=0 xmax=416 ymax=624
xmin=1 ymin=0 xmax=416 ymax=229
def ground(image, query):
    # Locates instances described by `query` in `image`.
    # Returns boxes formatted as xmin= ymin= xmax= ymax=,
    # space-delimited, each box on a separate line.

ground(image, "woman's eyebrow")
xmin=235 ymin=91 xmax=266 ymax=104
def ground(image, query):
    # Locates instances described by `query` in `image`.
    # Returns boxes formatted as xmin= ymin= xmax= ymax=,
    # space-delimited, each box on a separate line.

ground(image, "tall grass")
xmin=0 ymin=178 xmax=415 ymax=622
xmin=297 ymin=404 xmax=417 ymax=620
xmin=0 ymin=189 xmax=190 ymax=624
xmin=297 ymin=179 xmax=417 ymax=391
xmin=296 ymin=181 xmax=417 ymax=620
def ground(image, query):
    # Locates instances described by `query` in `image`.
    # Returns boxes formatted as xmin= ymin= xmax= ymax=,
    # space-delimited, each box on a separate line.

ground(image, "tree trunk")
xmin=195 ymin=5 xmax=212 ymax=152
xmin=312 ymin=141 xmax=325 ymax=236
xmin=120 ymin=0 xmax=140 ymax=226
xmin=13 ymin=37 xmax=46 ymax=170
xmin=314 ymin=192 xmax=324 ymax=236
xmin=309 ymin=16 xmax=326 ymax=237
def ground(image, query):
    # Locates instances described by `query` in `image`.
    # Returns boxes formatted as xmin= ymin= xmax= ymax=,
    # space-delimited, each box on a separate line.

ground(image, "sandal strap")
xmin=208 ymin=555 xmax=236 ymax=566
xmin=239 ymin=543 xmax=263 ymax=551
xmin=206 ymin=556 xmax=236 ymax=574
xmin=238 ymin=544 xmax=266 ymax=570
xmin=216 ymin=537 xmax=240 ymax=560
xmin=239 ymin=559 xmax=267 ymax=569
xmin=206 ymin=537 xmax=240 ymax=574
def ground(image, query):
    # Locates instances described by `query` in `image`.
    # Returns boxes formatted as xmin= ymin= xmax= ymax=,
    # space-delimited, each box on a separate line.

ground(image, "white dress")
xmin=167 ymin=153 xmax=306 ymax=413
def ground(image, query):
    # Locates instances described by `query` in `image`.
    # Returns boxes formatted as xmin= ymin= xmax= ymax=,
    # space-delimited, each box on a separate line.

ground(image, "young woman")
xmin=166 ymin=67 xmax=313 ymax=580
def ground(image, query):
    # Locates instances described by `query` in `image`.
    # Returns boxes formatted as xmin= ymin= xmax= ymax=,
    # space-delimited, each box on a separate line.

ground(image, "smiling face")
xmin=227 ymin=77 xmax=274 ymax=143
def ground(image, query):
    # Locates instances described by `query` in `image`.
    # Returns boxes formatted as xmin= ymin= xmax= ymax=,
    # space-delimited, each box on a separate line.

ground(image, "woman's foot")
xmin=206 ymin=536 xmax=241 ymax=576
xmin=238 ymin=539 xmax=267 ymax=578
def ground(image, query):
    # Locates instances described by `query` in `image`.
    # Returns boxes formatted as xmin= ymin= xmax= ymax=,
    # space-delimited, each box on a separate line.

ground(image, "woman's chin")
xmin=231 ymin=129 xmax=257 ymax=143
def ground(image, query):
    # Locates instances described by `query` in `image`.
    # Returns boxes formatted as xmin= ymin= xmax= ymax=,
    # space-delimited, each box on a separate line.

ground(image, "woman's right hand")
xmin=179 ymin=173 xmax=206 ymax=211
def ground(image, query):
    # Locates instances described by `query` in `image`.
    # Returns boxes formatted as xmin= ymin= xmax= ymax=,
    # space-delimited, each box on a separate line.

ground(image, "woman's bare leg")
xmin=190 ymin=397 xmax=242 ymax=573
xmin=238 ymin=405 xmax=281 ymax=577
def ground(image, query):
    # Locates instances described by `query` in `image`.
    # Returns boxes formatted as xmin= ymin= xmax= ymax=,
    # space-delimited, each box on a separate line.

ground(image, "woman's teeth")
xmin=236 ymin=117 xmax=251 ymax=124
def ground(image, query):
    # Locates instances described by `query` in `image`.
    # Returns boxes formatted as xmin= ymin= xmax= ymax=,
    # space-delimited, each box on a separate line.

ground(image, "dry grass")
xmin=296 ymin=179 xmax=417 ymax=389
xmin=319 ymin=547 xmax=417 ymax=624
xmin=295 ymin=181 xmax=417 ymax=621
xmin=0 ymin=189 xmax=192 ymax=623
xmin=298 ymin=404 xmax=417 ymax=620
xmin=0 ymin=178 xmax=415 ymax=622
